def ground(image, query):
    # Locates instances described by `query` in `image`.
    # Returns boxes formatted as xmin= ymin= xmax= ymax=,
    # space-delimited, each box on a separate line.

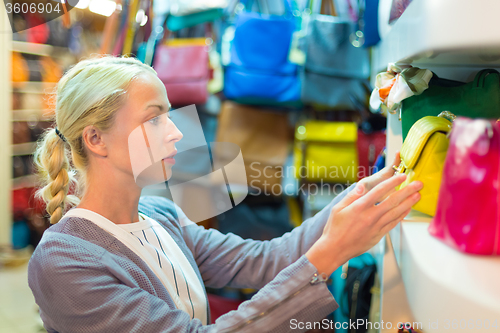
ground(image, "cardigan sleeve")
xmin=181 ymin=184 xmax=356 ymax=289
xmin=28 ymin=234 xmax=337 ymax=333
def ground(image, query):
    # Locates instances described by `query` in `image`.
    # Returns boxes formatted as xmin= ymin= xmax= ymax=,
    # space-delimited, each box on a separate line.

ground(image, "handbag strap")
xmin=473 ymin=69 xmax=500 ymax=88
xmin=320 ymin=0 xmax=337 ymax=16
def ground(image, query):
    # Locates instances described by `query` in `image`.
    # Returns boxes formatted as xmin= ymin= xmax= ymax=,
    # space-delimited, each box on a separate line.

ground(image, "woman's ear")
xmin=82 ymin=125 xmax=108 ymax=158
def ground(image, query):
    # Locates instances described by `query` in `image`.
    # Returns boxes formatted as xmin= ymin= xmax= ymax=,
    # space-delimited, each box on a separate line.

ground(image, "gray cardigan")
xmin=28 ymin=186 xmax=353 ymax=333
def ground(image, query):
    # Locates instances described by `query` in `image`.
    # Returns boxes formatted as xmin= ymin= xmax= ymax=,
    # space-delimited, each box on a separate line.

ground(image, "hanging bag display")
xmin=393 ymin=112 xmax=453 ymax=216
xmin=223 ymin=0 xmax=301 ymax=105
xmin=293 ymin=121 xmax=359 ymax=184
xmin=216 ymin=101 xmax=291 ymax=193
xmin=401 ymin=69 xmax=500 ymax=140
xmin=429 ymin=117 xmax=500 ymax=255
xmin=166 ymin=0 xmax=228 ymax=31
xmin=300 ymin=0 xmax=370 ymax=109
xmin=153 ymin=26 xmax=210 ymax=106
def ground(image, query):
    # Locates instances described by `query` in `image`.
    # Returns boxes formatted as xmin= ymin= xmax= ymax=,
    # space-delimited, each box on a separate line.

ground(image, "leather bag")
xmin=301 ymin=0 xmax=370 ymax=109
xmin=153 ymin=40 xmax=210 ymax=106
xmin=216 ymin=101 xmax=291 ymax=193
xmin=293 ymin=121 xmax=359 ymax=183
xmin=429 ymin=117 xmax=500 ymax=255
xmin=223 ymin=0 xmax=301 ymax=105
xmin=395 ymin=114 xmax=452 ymax=216
xmin=401 ymin=69 xmax=500 ymax=140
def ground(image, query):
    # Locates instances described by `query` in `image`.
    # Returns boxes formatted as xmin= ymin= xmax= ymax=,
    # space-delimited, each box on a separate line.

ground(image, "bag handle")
xmin=320 ymin=0 xmax=337 ymax=16
xmin=473 ymin=69 xmax=500 ymax=88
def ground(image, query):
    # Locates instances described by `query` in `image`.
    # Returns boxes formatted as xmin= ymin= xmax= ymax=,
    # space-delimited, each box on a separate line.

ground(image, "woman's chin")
xmin=134 ymin=163 xmax=172 ymax=188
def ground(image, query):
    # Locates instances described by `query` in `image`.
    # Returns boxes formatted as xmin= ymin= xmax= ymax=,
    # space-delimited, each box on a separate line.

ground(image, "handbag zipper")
xmin=219 ymin=272 xmax=329 ymax=333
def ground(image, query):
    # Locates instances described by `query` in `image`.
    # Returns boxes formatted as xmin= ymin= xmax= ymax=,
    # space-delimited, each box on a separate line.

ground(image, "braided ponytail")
xmin=34 ymin=128 xmax=79 ymax=224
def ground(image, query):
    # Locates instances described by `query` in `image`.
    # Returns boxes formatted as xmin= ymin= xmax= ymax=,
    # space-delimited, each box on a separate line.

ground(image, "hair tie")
xmin=55 ymin=127 xmax=67 ymax=143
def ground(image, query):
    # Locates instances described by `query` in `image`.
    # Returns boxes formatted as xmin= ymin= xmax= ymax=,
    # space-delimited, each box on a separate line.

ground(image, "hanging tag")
xmin=221 ymin=26 xmax=235 ymax=66
xmin=288 ymin=30 xmax=306 ymax=65
xmin=288 ymin=10 xmax=310 ymax=65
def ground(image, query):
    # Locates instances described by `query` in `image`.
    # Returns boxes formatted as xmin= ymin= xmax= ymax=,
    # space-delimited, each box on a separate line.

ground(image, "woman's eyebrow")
xmin=145 ymin=104 xmax=169 ymax=112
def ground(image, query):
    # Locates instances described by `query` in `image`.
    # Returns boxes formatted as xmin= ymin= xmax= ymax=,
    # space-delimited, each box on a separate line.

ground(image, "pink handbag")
xmin=429 ymin=117 xmax=500 ymax=255
xmin=153 ymin=44 xmax=209 ymax=106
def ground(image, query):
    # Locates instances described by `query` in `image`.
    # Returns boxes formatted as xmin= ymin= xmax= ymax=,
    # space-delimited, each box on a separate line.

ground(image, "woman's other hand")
xmin=305 ymin=173 xmax=422 ymax=276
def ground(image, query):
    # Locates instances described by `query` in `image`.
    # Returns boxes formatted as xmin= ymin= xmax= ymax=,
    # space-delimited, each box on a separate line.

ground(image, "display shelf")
xmin=12 ymin=174 xmax=37 ymax=190
xmin=372 ymin=0 xmax=500 ymax=73
xmin=12 ymin=81 xmax=56 ymax=94
xmin=12 ymin=142 xmax=36 ymax=156
xmin=11 ymin=41 xmax=68 ymax=57
xmin=12 ymin=109 xmax=53 ymax=122
xmin=388 ymin=214 xmax=500 ymax=327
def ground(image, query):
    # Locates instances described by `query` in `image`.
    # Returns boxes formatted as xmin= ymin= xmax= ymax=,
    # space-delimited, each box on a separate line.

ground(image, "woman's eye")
xmin=148 ymin=116 xmax=160 ymax=125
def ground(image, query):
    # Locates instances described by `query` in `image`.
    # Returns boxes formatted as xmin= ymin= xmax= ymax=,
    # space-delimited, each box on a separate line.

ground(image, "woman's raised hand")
xmin=305 ymin=173 xmax=423 ymax=276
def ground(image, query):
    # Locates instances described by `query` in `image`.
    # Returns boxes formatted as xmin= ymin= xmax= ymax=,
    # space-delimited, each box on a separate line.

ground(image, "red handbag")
xmin=357 ymin=130 xmax=386 ymax=179
xmin=429 ymin=117 xmax=500 ymax=255
xmin=153 ymin=44 xmax=209 ymax=106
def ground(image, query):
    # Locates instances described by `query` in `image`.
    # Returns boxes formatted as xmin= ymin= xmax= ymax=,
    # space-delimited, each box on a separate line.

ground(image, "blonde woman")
xmin=28 ymin=55 xmax=422 ymax=332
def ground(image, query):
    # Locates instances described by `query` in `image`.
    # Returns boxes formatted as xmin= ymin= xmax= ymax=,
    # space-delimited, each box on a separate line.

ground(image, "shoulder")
xmin=138 ymin=196 xmax=194 ymax=231
xmin=138 ymin=196 xmax=176 ymax=220
xmin=29 ymin=221 xmax=106 ymax=269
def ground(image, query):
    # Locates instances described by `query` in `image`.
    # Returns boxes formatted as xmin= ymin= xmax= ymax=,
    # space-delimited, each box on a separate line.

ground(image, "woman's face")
xmin=101 ymin=72 xmax=183 ymax=188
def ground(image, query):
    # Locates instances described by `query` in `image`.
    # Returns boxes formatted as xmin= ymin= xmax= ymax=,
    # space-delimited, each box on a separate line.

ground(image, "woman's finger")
xmin=375 ymin=180 xmax=423 ymax=215
xmin=334 ymin=182 xmax=367 ymax=211
xmin=380 ymin=207 xmax=412 ymax=235
xmin=359 ymin=173 xmax=408 ymax=208
xmin=377 ymin=191 xmax=421 ymax=228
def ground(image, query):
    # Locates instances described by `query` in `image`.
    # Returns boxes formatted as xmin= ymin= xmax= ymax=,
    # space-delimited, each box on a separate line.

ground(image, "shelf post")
xmin=0 ymin=5 xmax=12 ymax=246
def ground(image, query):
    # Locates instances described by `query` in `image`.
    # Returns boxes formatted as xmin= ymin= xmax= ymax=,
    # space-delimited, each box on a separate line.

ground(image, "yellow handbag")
xmin=394 ymin=112 xmax=454 ymax=216
xmin=294 ymin=121 xmax=358 ymax=183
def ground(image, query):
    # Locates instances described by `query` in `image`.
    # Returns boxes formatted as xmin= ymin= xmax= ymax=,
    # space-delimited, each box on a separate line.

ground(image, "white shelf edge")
xmin=12 ymin=81 xmax=57 ymax=94
xmin=12 ymin=174 xmax=38 ymax=190
xmin=11 ymin=41 xmax=68 ymax=57
xmin=12 ymin=109 xmax=54 ymax=122
xmin=12 ymin=142 xmax=36 ymax=156
xmin=393 ymin=219 xmax=500 ymax=326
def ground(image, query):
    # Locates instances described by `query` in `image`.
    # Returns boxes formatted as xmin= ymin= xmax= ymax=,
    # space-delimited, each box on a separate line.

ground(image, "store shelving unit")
xmin=372 ymin=0 xmax=500 ymax=72
xmin=372 ymin=1 xmax=500 ymax=331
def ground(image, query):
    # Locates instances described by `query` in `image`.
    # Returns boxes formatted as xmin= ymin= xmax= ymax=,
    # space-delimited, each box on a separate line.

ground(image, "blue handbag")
xmin=223 ymin=0 xmax=301 ymax=105
xmin=301 ymin=0 xmax=370 ymax=109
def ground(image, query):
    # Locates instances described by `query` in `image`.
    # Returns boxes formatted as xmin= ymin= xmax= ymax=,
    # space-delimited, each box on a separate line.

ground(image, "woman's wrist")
xmin=305 ymin=237 xmax=348 ymax=277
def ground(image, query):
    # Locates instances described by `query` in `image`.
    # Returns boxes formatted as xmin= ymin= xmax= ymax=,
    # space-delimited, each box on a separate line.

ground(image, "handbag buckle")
xmin=392 ymin=162 xmax=406 ymax=174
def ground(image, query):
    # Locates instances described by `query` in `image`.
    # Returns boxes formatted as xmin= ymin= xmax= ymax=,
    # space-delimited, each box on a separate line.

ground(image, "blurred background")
xmin=1 ymin=0 xmax=499 ymax=332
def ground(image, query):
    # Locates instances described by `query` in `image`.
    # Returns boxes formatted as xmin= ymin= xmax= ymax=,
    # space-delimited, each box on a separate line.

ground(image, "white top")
xmin=63 ymin=208 xmax=208 ymax=325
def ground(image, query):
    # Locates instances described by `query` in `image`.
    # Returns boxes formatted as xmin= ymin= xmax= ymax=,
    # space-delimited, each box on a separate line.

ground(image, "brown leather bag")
xmin=216 ymin=101 xmax=292 ymax=194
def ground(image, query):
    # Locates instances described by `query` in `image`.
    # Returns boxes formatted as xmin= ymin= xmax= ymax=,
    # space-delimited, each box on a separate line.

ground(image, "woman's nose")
xmin=165 ymin=120 xmax=183 ymax=143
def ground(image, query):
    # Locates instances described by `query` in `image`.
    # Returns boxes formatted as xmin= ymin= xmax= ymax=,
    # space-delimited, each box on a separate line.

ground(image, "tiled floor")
xmin=0 ymin=263 xmax=45 ymax=333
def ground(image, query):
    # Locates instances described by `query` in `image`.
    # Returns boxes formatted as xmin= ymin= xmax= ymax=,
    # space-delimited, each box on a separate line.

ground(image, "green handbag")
xmin=167 ymin=8 xmax=224 ymax=31
xmin=401 ymin=69 xmax=500 ymax=140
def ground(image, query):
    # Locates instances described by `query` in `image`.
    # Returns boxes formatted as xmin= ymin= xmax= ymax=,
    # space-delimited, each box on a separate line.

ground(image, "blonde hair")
xmin=34 ymin=55 xmax=157 ymax=224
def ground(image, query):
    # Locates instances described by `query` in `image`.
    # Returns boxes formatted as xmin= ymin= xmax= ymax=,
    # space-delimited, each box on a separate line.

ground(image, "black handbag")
xmin=342 ymin=263 xmax=377 ymax=333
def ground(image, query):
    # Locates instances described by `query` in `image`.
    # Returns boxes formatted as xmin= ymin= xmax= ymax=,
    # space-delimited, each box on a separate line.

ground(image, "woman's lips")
xmin=162 ymin=153 xmax=176 ymax=165
xmin=162 ymin=157 xmax=175 ymax=165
